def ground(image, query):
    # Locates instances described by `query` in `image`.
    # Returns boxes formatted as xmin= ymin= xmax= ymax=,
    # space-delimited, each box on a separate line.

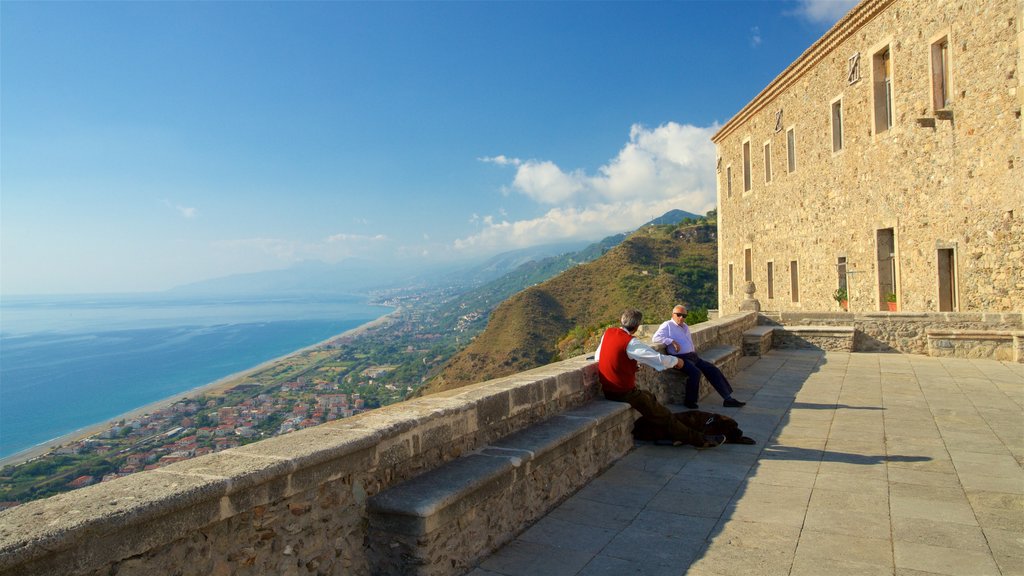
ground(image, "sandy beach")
xmin=0 ymin=309 xmax=399 ymax=468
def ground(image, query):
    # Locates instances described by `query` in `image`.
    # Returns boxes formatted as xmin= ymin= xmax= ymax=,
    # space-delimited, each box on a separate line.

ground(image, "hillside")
xmin=420 ymin=221 xmax=717 ymax=395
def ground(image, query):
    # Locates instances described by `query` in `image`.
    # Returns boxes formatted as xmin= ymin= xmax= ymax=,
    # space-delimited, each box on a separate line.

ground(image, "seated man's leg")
xmin=614 ymin=389 xmax=703 ymax=446
xmin=674 ymin=355 xmax=702 ymax=406
xmin=686 ymin=353 xmax=734 ymax=399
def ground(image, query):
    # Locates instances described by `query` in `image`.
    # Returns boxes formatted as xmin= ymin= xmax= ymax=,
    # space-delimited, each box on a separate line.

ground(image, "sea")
xmin=0 ymin=293 xmax=393 ymax=461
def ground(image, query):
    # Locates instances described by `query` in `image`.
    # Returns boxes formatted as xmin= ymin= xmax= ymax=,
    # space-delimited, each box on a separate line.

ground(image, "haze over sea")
xmin=0 ymin=294 xmax=392 ymax=460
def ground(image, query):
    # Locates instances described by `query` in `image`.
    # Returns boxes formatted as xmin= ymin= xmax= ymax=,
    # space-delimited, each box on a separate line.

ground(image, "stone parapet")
xmin=0 ymin=312 xmax=762 ymax=576
xmin=926 ymin=328 xmax=1023 ymax=362
xmin=0 ymin=357 xmax=601 ymax=576
xmin=764 ymin=310 xmax=1023 ymax=360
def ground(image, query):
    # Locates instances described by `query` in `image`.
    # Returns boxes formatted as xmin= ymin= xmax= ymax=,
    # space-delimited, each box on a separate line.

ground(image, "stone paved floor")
xmin=468 ymin=350 xmax=1024 ymax=576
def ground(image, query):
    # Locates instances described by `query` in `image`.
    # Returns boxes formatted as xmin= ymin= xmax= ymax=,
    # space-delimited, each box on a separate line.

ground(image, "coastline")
xmin=0 ymin=308 xmax=399 ymax=469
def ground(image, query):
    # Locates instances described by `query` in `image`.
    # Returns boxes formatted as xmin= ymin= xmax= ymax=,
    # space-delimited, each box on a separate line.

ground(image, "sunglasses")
xmin=673 ymin=312 xmax=686 ymax=316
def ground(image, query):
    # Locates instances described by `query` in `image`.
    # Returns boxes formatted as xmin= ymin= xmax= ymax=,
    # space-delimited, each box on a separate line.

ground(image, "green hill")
xmin=420 ymin=220 xmax=717 ymax=395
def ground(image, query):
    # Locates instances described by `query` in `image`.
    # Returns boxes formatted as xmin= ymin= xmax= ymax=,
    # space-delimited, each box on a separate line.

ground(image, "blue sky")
xmin=1 ymin=0 xmax=856 ymax=295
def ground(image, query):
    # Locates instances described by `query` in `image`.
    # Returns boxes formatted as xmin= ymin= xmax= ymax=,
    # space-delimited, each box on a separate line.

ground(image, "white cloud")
xmin=512 ymin=160 xmax=587 ymax=204
xmin=751 ymin=26 xmax=762 ymax=47
xmin=793 ymin=0 xmax=858 ymax=25
xmin=325 ymin=233 xmax=387 ymax=243
xmin=162 ymin=199 xmax=197 ymax=219
xmin=458 ymin=122 xmax=718 ymax=253
xmin=479 ymin=155 xmax=522 ymax=166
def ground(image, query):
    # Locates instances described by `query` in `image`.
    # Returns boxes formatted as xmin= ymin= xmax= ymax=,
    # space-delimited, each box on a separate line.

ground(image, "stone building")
xmin=712 ymin=0 xmax=1022 ymax=313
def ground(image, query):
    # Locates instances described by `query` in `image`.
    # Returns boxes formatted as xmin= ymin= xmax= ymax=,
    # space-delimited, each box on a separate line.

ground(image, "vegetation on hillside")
xmin=421 ymin=217 xmax=718 ymax=395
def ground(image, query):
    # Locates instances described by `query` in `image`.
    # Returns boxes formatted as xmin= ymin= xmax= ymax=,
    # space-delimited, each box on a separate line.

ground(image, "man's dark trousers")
xmin=604 ymin=388 xmax=703 ymax=446
xmin=674 ymin=352 xmax=734 ymax=404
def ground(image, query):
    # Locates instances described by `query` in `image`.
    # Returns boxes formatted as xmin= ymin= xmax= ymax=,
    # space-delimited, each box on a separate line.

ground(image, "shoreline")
xmin=0 ymin=308 xmax=400 ymax=469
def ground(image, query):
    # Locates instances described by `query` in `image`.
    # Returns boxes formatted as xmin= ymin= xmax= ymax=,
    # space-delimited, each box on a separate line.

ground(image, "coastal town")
xmin=0 ymin=284 xmax=489 ymax=508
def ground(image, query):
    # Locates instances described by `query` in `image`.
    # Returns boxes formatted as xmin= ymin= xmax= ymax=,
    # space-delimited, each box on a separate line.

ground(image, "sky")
xmin=1 ymin=0 xmax=857 ymax=295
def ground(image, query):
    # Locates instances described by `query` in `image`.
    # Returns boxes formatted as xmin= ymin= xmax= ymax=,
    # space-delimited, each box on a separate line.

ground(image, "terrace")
xmin=0 ymin=311 xmax=1021 ymax=576
xmin=472 ymin=349 xmax=1023 ymax=575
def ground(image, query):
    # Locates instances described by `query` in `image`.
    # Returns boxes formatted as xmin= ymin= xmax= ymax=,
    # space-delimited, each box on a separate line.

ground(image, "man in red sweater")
xmin=595 ymin=309 xmax=725 ymax=449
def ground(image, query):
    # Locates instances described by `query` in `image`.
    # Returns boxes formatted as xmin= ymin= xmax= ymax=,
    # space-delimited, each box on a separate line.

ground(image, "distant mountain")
xmin=167 ymin=259 xmax=414 ymax=296
xmin=429 ymin=232 xmax=628 ymax=335
xmin=645 ymin=209 xmax=702 ymax=226
xmin=423 ymin=208 xmax=704 ymax=299
xmin=419 ymin=220 xmax=718 ymax=395
xmin=167 ymin=209 xmax=706 ymax=298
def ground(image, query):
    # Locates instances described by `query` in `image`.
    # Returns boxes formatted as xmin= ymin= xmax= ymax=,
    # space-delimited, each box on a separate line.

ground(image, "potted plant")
xmin=885 ymin=292 xmax=897 ymax=311
xmin=833 ymin=287 xmax=848 ymax=311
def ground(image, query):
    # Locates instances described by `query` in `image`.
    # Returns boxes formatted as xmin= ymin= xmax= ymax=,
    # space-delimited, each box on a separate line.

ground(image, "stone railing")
xmin=760 ymin=311 xmax=1023 ymax=362
xmin=0 ymin=313 xmax=758 ymax=576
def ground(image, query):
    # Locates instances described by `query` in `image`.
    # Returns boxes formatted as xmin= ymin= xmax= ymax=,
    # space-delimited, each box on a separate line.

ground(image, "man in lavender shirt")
xmin=652 ymin=304 xmax=746 ymax=409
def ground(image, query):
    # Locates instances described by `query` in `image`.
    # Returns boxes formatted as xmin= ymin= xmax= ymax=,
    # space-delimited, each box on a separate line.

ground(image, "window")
xmin=767 ymin=262 xmax=774 ymax=299
xmin=727 ymin=166 xmax=733 ymax=198
xmin=742 ymin=141 xmax=752 ymax=191
xmin=744 ymin=248 xmax=752 ymax=282
xmin=837 ymin=257 xmax=848 ymax=291
xmin=877 ymin=228 xmax=897 ymax=311
xmin=873 ymin=46 xmax=893 ymax=134
xmin=763 ymin=142 xmax=772 ymax=183
xmin=786 ymin=128 xmax=796 ymax=173
xmin=937 ymin=247 xmax=958 ymax=311
xmin=931 ymin=36 xmax=951 ymax=110
xmin=848 ymin=52 xmax=861 ymax=84
xmin=728 ymin=264 xmax=734 ymax=296
xmin=831 ymin=99 xmax=844 ymax=153
xmin=790 ymin=261 xmax=799 ymax=303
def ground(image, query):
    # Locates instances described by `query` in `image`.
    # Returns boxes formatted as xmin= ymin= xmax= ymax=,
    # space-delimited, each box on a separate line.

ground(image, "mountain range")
xmin=419 ymin=216 xmax=718 ymax=395
xmin=167 ymin=209 xmax=701 ymax=297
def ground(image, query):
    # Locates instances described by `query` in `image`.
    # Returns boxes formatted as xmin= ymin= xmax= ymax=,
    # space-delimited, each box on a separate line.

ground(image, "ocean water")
xmin=0 ymin=294 xmax=392 ymax=460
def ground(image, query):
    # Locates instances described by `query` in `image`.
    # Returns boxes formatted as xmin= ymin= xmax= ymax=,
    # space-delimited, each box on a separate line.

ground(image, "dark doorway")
xmin=877 ymin=228 xmax=896 ymax=310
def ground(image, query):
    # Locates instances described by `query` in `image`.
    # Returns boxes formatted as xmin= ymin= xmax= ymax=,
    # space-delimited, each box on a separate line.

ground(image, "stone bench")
xmin=926 ymin=328 xmax=1024 ymax=362
xmin=742 ymin=326 xmax=775 ymax=356
xmin=772 ymin=325 xmax=855 ymax=352
xmin=366 ymin=400 xmax=633 ymax=576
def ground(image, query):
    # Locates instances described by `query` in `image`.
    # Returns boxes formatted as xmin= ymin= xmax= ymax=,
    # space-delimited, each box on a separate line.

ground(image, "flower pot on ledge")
xmin=887 ymin=301 xmax=897 ymax=312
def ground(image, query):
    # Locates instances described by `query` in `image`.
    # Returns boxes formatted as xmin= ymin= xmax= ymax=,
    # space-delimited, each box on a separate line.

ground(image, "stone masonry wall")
xmin=713 ymin=0 xmax=1023 ymax=314
xmin=0 ymin=358 xmax=601 ymax=576
xmin=765 ymin=310 xmax=1023 ymax=357
xmin=0 ymin=312 xmax=760 ymax=576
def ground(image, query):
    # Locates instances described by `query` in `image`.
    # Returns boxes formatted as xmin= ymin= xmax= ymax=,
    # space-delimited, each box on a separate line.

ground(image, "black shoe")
xmin=683 ymin=402 xmax=699 ymax=409
xmin=723 ymin=398 xmax=746 ymax=408
xmin=733 ymin=436 xmax=757 ymax=445
xmin=698 ymin=434 xmax=726 ymax=449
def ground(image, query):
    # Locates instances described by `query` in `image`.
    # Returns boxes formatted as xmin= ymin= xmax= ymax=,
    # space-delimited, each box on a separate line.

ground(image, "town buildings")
xmin=713 ymin=0 xmax=1022 ymax=313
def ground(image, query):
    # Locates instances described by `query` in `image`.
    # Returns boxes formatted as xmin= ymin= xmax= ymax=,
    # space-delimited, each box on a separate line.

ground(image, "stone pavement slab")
xmin=468 ymin=350 xmax=1024 ymax=576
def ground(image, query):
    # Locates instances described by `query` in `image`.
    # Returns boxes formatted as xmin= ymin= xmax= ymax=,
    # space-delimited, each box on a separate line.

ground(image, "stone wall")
xmin=764 ymin=310 xmax=1023 ymax=359
xmin=0 ymin=313 xmax=760 ymax=576
xmin=713 ymin=0 xmax=1023 ymax=314
xmin=0 ymin=358 xmax=601 ymax=576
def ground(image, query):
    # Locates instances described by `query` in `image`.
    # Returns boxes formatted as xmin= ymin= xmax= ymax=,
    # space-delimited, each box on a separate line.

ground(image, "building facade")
xmin=713 ymin=0 xmax=1023 ymax=313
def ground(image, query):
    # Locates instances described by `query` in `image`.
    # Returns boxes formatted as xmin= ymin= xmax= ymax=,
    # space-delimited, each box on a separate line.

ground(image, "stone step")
xmin=742 ymin=326 xmax=775 ymax=356
xmin=366 ymin=400 xmax=633 ymax=576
